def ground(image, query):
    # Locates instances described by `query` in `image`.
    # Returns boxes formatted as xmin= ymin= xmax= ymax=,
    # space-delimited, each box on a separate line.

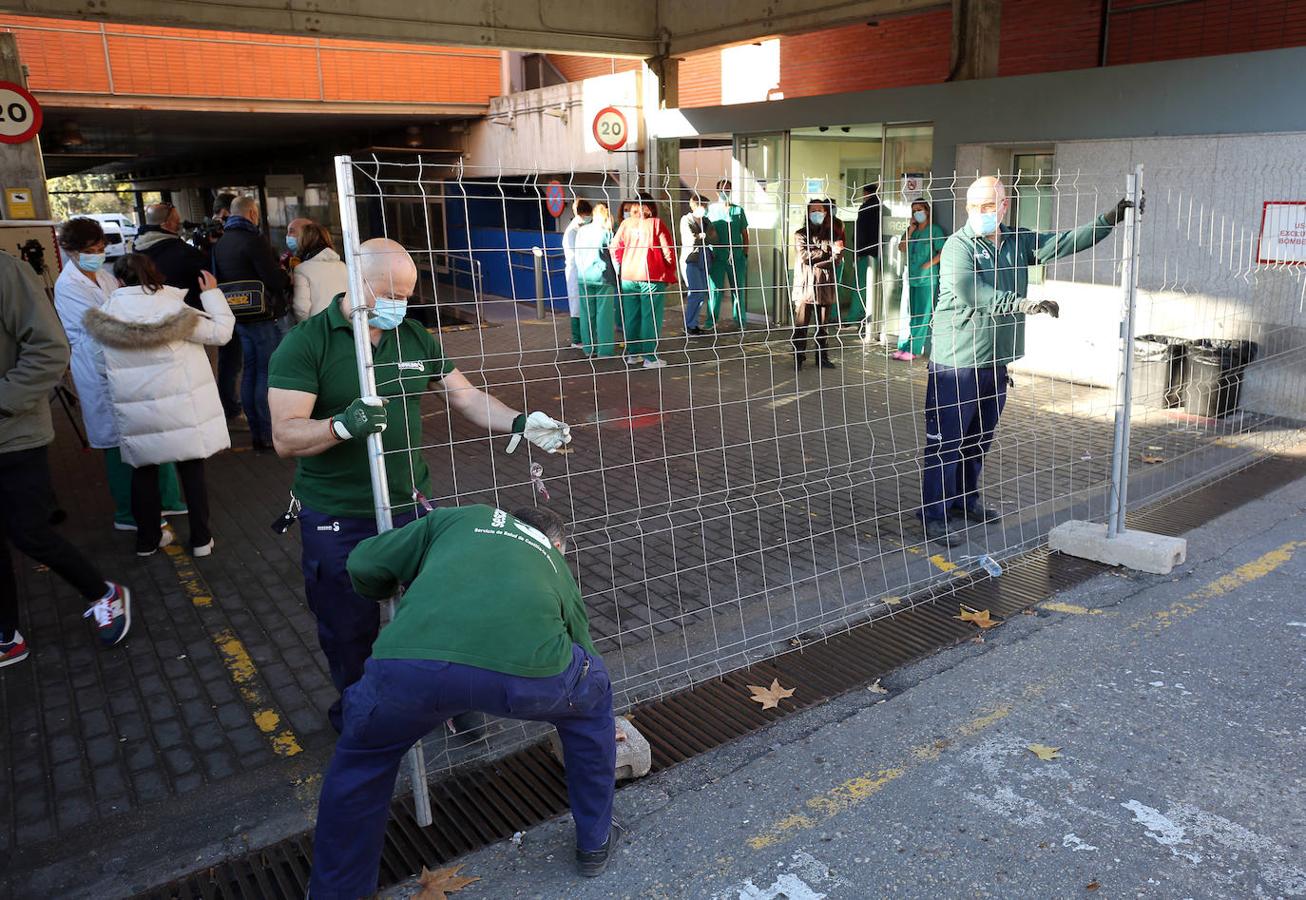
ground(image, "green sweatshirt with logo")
xmin=932 ymin=216 xmax=1114 ymax=369
xmin=348 ymin=504 xmax=597 ymax=677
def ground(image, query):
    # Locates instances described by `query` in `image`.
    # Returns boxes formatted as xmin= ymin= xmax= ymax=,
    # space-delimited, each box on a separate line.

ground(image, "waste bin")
xmin=1180 ymin=339 xmax=1258 ymax=418
xmin=1133 ymin=335 xmax=1183 ymax=409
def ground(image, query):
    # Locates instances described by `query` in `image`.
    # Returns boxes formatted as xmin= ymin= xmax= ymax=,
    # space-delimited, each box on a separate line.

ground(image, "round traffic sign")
xmin=0 ymin=81 xmax=42 ymax=145
xmin=545 ymin=180 xmax=566 ymax=218
xmin=592 ymin=106 xmax=628 ymax=152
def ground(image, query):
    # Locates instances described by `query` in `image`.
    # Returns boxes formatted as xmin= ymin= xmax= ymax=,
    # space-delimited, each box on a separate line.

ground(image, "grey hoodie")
xmin=0 ymin=251 xmax=71 ymax=454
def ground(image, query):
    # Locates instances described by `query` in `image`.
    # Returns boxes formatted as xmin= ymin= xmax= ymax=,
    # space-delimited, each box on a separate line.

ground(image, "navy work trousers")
xmin=920 ymin=362 xmax=1008 ymax=522
xmin=309 ymin=646 xmax=616 ymax=899
xmin=299 ymin=506 xmax=417 ymax=732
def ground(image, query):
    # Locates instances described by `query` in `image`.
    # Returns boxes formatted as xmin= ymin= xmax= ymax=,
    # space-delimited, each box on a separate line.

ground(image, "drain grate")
xmin=137 ymin=453 xmax=1306 ymax=899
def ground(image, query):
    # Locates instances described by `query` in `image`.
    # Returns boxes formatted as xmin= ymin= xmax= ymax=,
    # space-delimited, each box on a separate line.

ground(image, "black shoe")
xmin=819 ymin=356 xmax=837 ymax=370
xmin=795 ymin=354 xmax=806 ymax=371
xmin=954 ymin=503 xmax=1002 ymax=525
xmin=923 ymin=517 xmax=964 ymax=547
xmin=577 ymin=820 xmax=627 ymax=877
xmin=686 ymin=326 xmax=704 ymax=336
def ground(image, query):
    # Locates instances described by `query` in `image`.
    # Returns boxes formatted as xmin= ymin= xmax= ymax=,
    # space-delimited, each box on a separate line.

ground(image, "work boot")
xmin=795 ymin=353 xmax=806 ymax=371
xmin=577 ymin=820 xmax=627 ymax=877
xmin=818 ymin=351 xmax=836 ymax=370
xmin=954 ymin=503 xmax=1002 ymax=525
xmin=923 ymin=517 xmax=964 ymax=547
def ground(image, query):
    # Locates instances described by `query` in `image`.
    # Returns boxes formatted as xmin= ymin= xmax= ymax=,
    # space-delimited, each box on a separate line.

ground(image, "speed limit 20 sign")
xmin=592 ymin=106 xmax=628 ymax=152
xmin=0 ymin=81 xmax=42 ymax=145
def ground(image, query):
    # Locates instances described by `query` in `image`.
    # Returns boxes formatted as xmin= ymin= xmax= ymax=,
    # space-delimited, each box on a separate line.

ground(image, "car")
xmin=86 ymin=213 xmax=138 ymax=258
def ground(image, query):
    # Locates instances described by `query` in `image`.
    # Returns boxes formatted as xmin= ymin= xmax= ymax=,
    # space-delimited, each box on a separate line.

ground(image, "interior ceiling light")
xmin=405 ymin=125 xmax=423 ymax=148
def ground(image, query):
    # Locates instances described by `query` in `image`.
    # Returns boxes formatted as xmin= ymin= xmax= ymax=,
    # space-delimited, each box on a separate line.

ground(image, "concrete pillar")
xmin=949 ymin=0 xmax=1002 ymax=82
xmin=0 ymin=35 xmax=51 ymax=221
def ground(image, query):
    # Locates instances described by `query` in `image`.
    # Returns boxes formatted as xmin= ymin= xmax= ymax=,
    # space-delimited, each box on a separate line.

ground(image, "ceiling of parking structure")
xmin=0 ymin=0 xmax=946 ymax=58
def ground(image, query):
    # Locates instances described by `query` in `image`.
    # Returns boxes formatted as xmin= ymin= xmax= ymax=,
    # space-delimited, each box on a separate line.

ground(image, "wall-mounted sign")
xmin=592 ymin=106 xmax=628 ymax=152
xmin=4 ymin=187 xmax=36 ymax=219
xmin=545 ymin=180 xmax=566 ymax=218
xmin=1257 ymin=201 xmax=1306 ymax=265
xmin=804 ymin=177 xmax=825 ymax=197
xmin=900 ymin=173 xmax=926 ymax=204
xmin=265 ymin=173 xmax=305 ymax=196
xmin=0 ymin=81 xmax=42 ymax=145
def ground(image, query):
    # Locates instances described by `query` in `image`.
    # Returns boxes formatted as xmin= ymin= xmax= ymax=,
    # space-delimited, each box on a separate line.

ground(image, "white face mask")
xmin=692 ymin=207 xmax=705 ymax=218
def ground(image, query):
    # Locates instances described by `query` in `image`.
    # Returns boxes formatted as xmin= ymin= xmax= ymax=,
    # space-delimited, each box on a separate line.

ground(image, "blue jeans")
xmin=309 ymin=647 xmax=616 ymax=899
xmin=217 ymin=336 xmax=242 ymax=419
xmin=235 ymin=320 xmax=281 ymax=444
xmin=299 ymin=507 xmax=418 ymax=732
xmin=920 ymin=363 xmax=1008 ymax=522
xmin=683 ymin=250 xmax=712 ymax=330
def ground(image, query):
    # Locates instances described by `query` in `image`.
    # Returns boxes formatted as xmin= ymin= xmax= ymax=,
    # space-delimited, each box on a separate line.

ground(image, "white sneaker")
xmin=136 ymin=529 xmax=174 ymax=558
xmin=113 ymin=521 xmax=137 ymax=532
xmin=642 ymin=357 xmax=667 ymax=369
xmin=162 ymin=507 xmax=189 ymax=516
xmin=624 ymin=355 xmax=641 ymax=365
xmin=192 ymin=539 xmax=214 ymax=558
xmin=115 ymin=518 xmax=168 ymax=533
xmin=570 ymin=342 xmax=584 ymax=350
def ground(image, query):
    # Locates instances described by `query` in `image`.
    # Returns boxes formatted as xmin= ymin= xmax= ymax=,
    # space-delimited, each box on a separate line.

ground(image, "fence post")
xmin=1107 ymin=163 xmax=1144 ymax=539
xmin=333 ymin=155 xmax=434 ymax=828
xmin=532 ymin=246 xmax=547 ymax=320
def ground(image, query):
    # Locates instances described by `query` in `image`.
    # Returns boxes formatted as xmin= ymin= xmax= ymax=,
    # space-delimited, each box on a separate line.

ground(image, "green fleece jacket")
xmin=0 ymin=252 xmax=70 ymax=454
xmin=933 ymin=216 xmax=1114 ymax=368
xmin=349 ymin=504 xmax=598 ymax=677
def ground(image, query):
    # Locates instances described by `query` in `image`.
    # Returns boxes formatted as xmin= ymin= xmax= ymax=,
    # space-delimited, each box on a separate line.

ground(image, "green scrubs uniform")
xmin=706 ymin=201 xmax=749 ymax=326
xmin=898 ymin=223 xmax=947 ymax=355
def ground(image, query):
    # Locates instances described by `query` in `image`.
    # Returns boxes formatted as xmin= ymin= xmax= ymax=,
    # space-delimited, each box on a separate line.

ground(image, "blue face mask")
xmin=578 ymin=216 xmax=592 ymax=225
xmin=912 ymin=210 xmax=928 ymax=224
xmin=286 ymin=235 xmax=299 ymax=254
xmin=718 ymin=191 xmax=730 ymax=202
xmin=969 ymin=210 xmax=1000 ymax=235
xmin=809 ymin=211 xmax=826 ymax=226
xmin=76 ymin=252 xmax=106 ymax=273
xmin=369 ymin=296 xmax=407 ymax=330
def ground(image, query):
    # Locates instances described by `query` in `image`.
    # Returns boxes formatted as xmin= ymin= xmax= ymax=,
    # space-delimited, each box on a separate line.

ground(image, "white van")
xmin=86 ymin=213 xmax=138 ymax=258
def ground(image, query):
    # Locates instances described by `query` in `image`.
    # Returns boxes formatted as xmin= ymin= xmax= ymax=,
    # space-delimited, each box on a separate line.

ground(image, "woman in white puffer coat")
xmin=85 ymin=254 xmax=234 ymax=558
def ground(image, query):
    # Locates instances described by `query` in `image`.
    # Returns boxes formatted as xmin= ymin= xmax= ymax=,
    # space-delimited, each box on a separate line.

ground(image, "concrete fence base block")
xmin=1048 ymin=520 xmax=1187 ymax=575
xmin=549 ymin=715 xmax=652 ymax=781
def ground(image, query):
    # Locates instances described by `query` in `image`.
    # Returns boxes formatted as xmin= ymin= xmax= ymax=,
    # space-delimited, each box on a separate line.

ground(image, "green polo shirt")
xmin=350 ymin=504 xmax=598 ymax=676
xmin=268 ymin=297 xmax=455 ymax=518
xmin=933 ymin=215 xmax=1113 ymax=368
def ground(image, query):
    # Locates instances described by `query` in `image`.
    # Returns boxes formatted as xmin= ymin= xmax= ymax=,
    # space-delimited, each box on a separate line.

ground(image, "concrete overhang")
xmin=0 ymin=0 xmax=945 ymax=58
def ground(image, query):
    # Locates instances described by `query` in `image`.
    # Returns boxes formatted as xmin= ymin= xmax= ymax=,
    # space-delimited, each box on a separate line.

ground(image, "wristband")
xmin=512 ymin=413 xmax=527 ymax=435
xmin=330 ymin=418 xmax=349 ymax=441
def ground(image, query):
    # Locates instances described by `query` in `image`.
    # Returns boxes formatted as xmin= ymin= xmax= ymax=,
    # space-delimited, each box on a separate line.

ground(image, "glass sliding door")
xmin=733 ymin=131 xmax=788 ymax=323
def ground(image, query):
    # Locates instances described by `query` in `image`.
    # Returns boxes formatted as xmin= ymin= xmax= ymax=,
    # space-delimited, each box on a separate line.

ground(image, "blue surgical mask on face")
xmin=912 ymin=210 xmax=927 ymax=224
xmin=286 ymin=235 xmax=299 ymax=254
xmin=718 ymin=191 xmax=730 ymax=202
xmin=809 ymin=211 xmax=826 ymax=226
xmin=75 ymin=252 xmax=106 ymax=273
xmin=578 ymin=216 xmax=592 ymax=225
xmin=969 ymin=211 xmax=1000 ymax=235
xmin=369 ymin=296 xmax=407 ymax=330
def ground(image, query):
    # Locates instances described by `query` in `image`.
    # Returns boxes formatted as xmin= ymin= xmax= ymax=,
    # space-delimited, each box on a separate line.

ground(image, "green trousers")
xmin=579 ymin=279 xmax=619 ymax=357
xmin=850 ymin=254 xmax=877 ymax=324
xmin=569 ymin=316 xmax=582 ymax=344
xmin=897 ymin=280 xmax=935 ymax=355
xmin=707 ymin=251 xmax=747 ymax=326
xmin=619 ymin=280 xmax=667 ymax=360
xmin=105 ymin=447 xmax=184 ymax=526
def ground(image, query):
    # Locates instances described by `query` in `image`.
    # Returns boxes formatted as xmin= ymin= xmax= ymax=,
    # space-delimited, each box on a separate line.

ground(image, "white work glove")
xmin=506 ymin=411 xmax=572 ymax=454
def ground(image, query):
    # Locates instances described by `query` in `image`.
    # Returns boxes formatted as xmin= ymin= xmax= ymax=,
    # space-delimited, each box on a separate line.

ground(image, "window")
xmin=1012 ymin=152 xmax=1055 ymax=233
xmin=382 ymin=196 xmax=448 ymax=274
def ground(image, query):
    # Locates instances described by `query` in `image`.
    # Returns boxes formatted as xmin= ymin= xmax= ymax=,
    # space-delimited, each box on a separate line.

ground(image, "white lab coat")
xmin=562 ymin=217 xmax=582 ymax=318
xmin=53 ymin=262 xmax=121 ymax=449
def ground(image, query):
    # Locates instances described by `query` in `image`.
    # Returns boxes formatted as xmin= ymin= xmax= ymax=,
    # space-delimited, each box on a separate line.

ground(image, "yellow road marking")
xmin=1142 ymin=540 xmax=1302 ymax=631
xmin=164 ymin=545 xmax=303 ymax=757
xmin=1040 ymin=601 xmax=1104 ymax=616
xmin=928 ymin=554 xmax=961 ymax=574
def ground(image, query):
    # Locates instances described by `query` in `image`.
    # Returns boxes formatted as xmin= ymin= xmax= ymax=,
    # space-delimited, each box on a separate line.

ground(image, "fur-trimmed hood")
xmin=84 ymin=304 xmax=201 ymax=349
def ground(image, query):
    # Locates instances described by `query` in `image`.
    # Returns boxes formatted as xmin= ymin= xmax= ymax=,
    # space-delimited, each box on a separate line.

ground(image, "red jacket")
xmin=611 ymin=216 xmax=677 ymax=284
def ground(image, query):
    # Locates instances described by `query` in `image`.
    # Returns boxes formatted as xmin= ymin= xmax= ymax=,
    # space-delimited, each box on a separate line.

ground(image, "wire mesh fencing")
xmin=329 ymin=155 xmax=1306 ymax=780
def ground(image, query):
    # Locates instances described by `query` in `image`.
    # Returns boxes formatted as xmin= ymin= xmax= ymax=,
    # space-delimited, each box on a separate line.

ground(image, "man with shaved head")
xmin=135 ymin=201 xmax=207 ymax=308
xmin=267 ymin=238 xmax=571 ymax=732
xmin=920 ymin=175 xmax=1138 ymax=547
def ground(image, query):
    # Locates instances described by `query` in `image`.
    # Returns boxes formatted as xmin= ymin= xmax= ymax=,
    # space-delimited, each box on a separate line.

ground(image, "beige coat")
xmin=292 ymin=248 xmax=350 ymax=321
xmin=85 ymin=285 xmax=234 ymax=466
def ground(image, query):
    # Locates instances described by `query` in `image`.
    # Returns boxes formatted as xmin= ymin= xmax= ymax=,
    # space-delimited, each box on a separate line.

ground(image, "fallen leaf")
xmin=1086 ymin=880 xmax=1100 ymax=892
xmin=1021 ymin=608 xmax=1037 ymax=616
xmin=747 ymin=678 xmax=796 ymax=710
xmin=883 ymin=596 xmax=903 ymax=606
xmin=955 ymin=604 xmax=999 ymax=629
xmin=868 ymin=679 xmax=889 ymax=695
xmin=1140 ymin=454 xmax=1165 ymax=464
xmin=1027 ymin=743 xmax=1062 ymax=761
xmin=415 ymin=864 xmax=479 ymax=900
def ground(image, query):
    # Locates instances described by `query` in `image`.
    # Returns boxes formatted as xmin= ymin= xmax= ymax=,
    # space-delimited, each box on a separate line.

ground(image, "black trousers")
xmin=792 ymin=302 xmax=834 ymax=360
xmin=0 ymin=446 xmax=107 ymax=637
xmin=131 ymin=458 xmax=212 ymax=553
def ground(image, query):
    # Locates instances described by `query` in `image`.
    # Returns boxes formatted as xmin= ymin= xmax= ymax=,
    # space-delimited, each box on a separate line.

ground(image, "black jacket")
xmin=134 ymin=226 xmax=207 ymax=308
xmin=855 ymin=197 xmax=882 ymax=257
xmin=211 ymin=219 xmax=289 ymax=321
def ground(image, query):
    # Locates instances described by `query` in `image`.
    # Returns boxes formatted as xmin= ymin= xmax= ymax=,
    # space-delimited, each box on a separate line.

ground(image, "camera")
xmin=18 ymin=238 xmax=46 ymax=276
xmin=183 ymin=218 xmax=224 ymax=251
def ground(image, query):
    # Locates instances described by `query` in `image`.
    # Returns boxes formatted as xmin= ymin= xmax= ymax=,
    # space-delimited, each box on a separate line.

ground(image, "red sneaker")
xmin=0 ymin=630 xmax=29 ymax=668
xmin=84 ymin=583 xmax=132 ymax=647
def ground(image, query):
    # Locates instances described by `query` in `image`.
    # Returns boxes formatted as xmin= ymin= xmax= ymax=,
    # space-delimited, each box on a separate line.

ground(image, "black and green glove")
xmin=1018 ymin=298 xmax=1060 ymax=318
xmin=331 ymin=397 xmax=388 ymax=440
xmin=1104 ymin=194 xmax=1145 ymax=226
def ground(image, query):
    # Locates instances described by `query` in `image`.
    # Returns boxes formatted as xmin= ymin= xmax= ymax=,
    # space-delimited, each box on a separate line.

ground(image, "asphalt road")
xmin=384 ymin=470 xmax=1306 ymax=900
